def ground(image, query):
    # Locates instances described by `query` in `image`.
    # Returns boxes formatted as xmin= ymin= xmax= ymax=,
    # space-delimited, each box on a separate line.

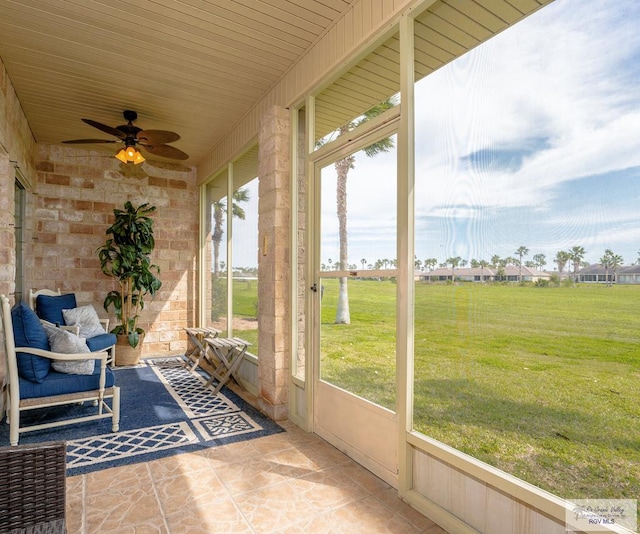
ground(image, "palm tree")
xmin=478 ymin=259 xmax=489 ymax=283
xmin=424 ymin=258 xmax=437 ymax=282
xmin=532 ymin=253 xmax=546 ymax=270
xmin=332 ymin=99 xmax=397 ymax=324
xmin=600 ymin=249 xmax=623 ymax=286
xmin=515 ymin=246 xmax=529 ymax=282
xmin=554 ymin=250 xmax=570 ymax=281
xmin=424 ymin=258 xmax=437 ymax=271
xmin=490 ymin=255 xmax=501 ymax=268
xmin=212 ymin=188 xmax=250 ymax=276
xmin=569 ymin=245 xmax=586 ymax=280
xmin=446 ymin=256 xmax=461 ymax=282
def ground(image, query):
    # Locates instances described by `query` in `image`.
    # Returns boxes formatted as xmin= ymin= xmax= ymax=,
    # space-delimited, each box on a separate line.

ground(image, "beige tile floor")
xmin=65 ymin=420 xmax=448 ymax=533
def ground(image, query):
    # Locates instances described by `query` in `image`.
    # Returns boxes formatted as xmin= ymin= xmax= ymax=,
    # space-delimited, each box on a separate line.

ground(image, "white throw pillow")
xmin=41 ymin=322 xmax=95 ymax=375
xmin=62 ymin=305 xmax=106 ymax=338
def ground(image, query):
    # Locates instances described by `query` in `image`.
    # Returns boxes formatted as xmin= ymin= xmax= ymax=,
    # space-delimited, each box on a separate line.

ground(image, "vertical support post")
xmin=398 ymin=12 xmax=416 ymax=498
xmin=257 ymin=105 xmax=291 ymax=420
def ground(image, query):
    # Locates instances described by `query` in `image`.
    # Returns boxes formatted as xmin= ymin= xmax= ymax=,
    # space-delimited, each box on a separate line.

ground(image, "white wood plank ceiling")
xmin=0 ymin=0 xmax=552 ymax=167
xmin=0 ymin=0 xmax=355 ymax=165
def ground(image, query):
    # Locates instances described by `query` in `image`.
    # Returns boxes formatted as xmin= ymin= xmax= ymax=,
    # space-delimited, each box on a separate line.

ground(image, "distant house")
xmin=419 ymin=267 xmax=488 ymax=283
xmin=576 ymin=264 xmax=617 ymax=284
xmin=497 ymin=265 xmax=551 ymax=283
xmin=615 ymin=265 xmax=640 ymax=284
xmin=419 ymin=265 xmax=551 ymax=283
xmin=573 ymin=263 xmax=640 ymax=284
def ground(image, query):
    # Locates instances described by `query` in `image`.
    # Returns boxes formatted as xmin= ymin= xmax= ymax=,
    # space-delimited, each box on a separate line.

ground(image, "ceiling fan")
xmin=62 ymin=110 xmax=189 ymax=164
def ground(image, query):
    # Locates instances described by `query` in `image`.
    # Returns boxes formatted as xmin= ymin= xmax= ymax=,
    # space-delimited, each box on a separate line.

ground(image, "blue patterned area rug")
xmin=1 ymin=357 xmax=283 ymax=476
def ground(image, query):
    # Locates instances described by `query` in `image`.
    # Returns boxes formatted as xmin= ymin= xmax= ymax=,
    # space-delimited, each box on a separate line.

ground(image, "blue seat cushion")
xmin=86 ymin=333 xmax=117 ymax=352
xmin=36 ymin=293 xmax=77 ymax=325
xmin=19 ymin=364 xmax=115 ymax=399
xmin=11 ymin=302 xmax=51 ymax=383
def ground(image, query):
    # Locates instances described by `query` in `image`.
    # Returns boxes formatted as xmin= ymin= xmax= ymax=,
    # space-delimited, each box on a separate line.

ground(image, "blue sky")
xmin=319 ymin=0 xmax=640 ymax=270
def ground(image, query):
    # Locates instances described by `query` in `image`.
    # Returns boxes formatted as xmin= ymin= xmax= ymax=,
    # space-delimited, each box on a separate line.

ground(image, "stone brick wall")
xmin=0 ymin=155 xmax=15 ymax=300
xmin=0 ymin=58 xmax=36 ymax=183
xmin=0 ymin=58 xmax=36 ymax=300
xmin=257 ymin=105 xmax=290 ymax=420
xmin=295 ymin=108 xmax=307 ymax=380
xmin=0 ymin=58 xmax=37 ymax=414
xmin=30 ymin=145 xmax=198 ymax=357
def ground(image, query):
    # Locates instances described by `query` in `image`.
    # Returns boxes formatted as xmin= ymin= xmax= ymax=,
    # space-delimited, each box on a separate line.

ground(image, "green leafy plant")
xmin=97 ymin=202 xmax=162 ymax=348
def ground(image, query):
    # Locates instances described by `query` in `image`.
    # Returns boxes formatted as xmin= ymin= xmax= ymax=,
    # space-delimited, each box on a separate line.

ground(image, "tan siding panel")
xmin=419 ymin=12 xmax=481 ymax=50
xmin=344 ymin=9 xmax=355 ymax=51
xmin=258 ymin=0 xmax=337 ymax=26
xmin=335 ymin=17 xmax=346 ymax=63
xmin=353 ymin=1 xmax=364 ymax=43
xmin=372 ymin=0 xmax=384 ymax=25
xmin=476 ymin=0 xmax=525 ymax=23
xmin=505 ymin=0 xmax=541 ymax=14
xmin=298 ymin=0 xmax=348 ymax=19
xmin=414 ymin=32 xmax=456 ymax=64
xmin=150 ymin=0 xmax=315 ymax=50
xmin=414 ymin=17 xmax=468 ymax=57
xmin=444 ymin=1 xmax=508 ymax=32
xmin=426 ymin=2 xmax=495 ymax=41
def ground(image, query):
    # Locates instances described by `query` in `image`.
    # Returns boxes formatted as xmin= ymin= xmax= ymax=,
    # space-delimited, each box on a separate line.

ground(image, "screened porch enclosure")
xmin=2 ymin=0 xmax=637 ymax=532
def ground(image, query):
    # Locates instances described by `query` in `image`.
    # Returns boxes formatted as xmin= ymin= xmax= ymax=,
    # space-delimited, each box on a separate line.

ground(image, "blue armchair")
xmin=1 ymin=295 xmax=120 ymax=446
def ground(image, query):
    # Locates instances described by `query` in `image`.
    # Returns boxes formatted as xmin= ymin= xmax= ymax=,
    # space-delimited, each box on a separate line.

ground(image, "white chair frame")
xmin=1 ymin=294 xmax=120 ymax=446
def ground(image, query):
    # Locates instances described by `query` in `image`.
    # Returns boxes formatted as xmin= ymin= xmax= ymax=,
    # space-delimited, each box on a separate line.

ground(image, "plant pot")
xmin=114 ymin=333 xmax=144 ymax=366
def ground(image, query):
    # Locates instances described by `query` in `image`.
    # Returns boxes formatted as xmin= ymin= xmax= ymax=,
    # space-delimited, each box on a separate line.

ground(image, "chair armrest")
xmin=15 ymin=347 xmax=109 ymax=362
xmin=99 ymin=318 xmax=109 ymax=331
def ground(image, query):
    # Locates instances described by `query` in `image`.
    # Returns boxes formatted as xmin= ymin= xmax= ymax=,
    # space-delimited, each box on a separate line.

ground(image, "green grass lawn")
xmin=216 ymin=276 xmax=640 ymax=505
xmin=320 ymin=279 xmax=640 ymax=506
xmin=231 ymin=279 xmax=259 ymax=349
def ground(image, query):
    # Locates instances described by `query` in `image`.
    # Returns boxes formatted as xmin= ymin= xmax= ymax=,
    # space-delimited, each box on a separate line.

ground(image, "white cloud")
xmin=414 ymin=0 xmax=640 ymax=214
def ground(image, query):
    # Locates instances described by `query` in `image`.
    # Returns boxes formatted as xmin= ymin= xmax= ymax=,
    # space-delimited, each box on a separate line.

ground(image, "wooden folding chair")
xmin=203 ymin=337 xmax=250 ymax=393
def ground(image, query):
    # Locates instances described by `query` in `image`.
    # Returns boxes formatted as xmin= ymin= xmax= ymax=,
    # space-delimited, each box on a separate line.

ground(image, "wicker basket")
xmin=115 ymin=332 xmax=144 ymax=366
xmin=0 ymin=441 xmax=66 ymax=533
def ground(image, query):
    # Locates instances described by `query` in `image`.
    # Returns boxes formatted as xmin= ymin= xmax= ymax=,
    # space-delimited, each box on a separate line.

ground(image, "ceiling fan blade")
xmin=137 ymin=130 xmax=181 ymax=144
xmin=82 ymin=118 xmax=126 ymax=139
xmin=62 ymin=139 xmax=117 ymax=144
xmin=142 ymin=144 xmax=189 ymax=160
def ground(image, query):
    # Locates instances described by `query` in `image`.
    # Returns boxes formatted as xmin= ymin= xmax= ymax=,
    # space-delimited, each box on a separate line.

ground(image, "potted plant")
xmin=97 ymin=201 xmax=162 ymax=365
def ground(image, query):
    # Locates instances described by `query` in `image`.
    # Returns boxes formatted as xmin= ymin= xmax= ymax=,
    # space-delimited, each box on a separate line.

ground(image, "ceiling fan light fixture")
xmin=114 ymin=148 xmax=128 ymax=164
xmin=115 ymin=145 xmax=145 ymax=165
xmin=63 ymin=110 xmax=188 ymax=162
